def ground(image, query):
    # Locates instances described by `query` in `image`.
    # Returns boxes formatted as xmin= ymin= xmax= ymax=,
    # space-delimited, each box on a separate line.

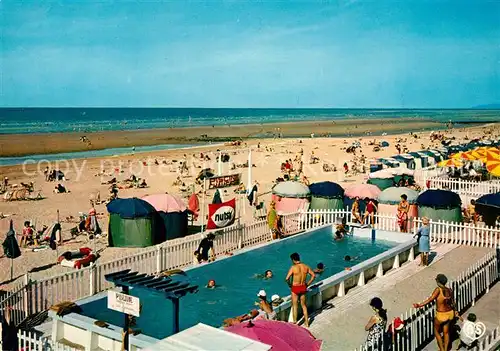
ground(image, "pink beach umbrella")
xmin=225 ymin=320 xmax=322 ymax=351
xmin=142 ymin=193 xmax=187 ymax=213
xmin=345 ymin=183 xmax=382 ymax=199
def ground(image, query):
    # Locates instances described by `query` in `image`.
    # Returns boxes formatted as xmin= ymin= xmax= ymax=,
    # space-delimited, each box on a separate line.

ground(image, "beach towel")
xmin=397 ymin=211 xmax=408 ymax=228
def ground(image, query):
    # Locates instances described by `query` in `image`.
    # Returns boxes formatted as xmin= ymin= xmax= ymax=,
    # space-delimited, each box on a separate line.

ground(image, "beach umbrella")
xmin=225 ymin=320 xmax=322 ymax=351
xmin=486 ymin=158 xmax=500 ymax=177
xmin=106 ymin=197 xmax=157 ymax=218
xmin=272 ymin=181 xmax=310 ymax=198
xmin=2 ymin=220 xmax=21 ymax=281
xmin=417 ymin=190 xmax=462 ymax=208
xmin=142 ymin=193 xmax=187 ymax=213
xmin=437 ymin=159 xmax=463 ymax=168
xmin=475 ymin=193 xmax=500 ymax=226
xmin=380 ymin=141 xmax=390 ymax=147
xmin=309 ymin=182 xmax=344 ymax=210
xmin=416 ymin=189 xmax=462 ymax=222
xmin=345 ymin=183 xmax=381 ymax=199
xmin=452 ymin=152 xmax=475 ymax=161
xmin=485 ymin=149 xmax=500 ymax=161
xmin=377 ymin=187 xmax=419 ymax=205
xmin=308 ymin=181 xmax=344 ymax=199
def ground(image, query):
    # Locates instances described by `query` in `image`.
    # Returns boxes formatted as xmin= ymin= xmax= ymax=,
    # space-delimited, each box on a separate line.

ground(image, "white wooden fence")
xmin=355 ymin=250 xmax=500 ymax=351
xmin=425 ymin=177 xmax=500 ymax=196
xmin=15 ymin=329 xmax=79 ymax=351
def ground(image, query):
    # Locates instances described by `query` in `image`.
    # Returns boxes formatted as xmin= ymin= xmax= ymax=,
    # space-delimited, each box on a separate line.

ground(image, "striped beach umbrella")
xmin=437 ymin=158 xmax=463 ymax=168
xmin=451 ymin=152 xmax=475 ymax=161
xmin=486 ymin=159 xmax=500 ymax=177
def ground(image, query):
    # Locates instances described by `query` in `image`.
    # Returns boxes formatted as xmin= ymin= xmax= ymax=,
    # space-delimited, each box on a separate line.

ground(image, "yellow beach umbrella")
xmin=452 ymin=152 xmax=475 ymax=161
xmin=486 ymin=159 xmax=500 ymax=177
xmin=438 ymin=158 xmax=463 ymax=167
xmin=485 ymin=149 xmax=500 ymax=161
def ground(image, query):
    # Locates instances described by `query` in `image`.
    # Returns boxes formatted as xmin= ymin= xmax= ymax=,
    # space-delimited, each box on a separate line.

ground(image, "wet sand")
xmin=0 ymin=118 xmax=444 ymax=157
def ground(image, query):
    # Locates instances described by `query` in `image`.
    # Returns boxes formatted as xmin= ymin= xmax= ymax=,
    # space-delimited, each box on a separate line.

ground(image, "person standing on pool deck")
xmin=285 ymin=252 xmax=315 ymax=327
xmin=415 ymin=217 xmax=430 ymax=266
xmin=197 ymin=233 xmax=216 ymax=262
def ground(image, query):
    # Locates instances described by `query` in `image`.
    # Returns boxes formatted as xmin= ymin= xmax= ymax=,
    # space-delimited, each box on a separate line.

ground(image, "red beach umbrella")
xmin=225 ymin=320 xmax=322 ymax=351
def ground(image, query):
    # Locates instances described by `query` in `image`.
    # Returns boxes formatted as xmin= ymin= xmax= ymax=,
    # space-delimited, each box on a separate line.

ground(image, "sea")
xmin=0 ymin=108 xmax=498 ymax=166
xmin=0 ymin=108 xmax=498 ymax=135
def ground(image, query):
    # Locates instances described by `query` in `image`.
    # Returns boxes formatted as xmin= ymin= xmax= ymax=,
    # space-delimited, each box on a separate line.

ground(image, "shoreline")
xmin=0 ymin=117 xmax=448 ymax=157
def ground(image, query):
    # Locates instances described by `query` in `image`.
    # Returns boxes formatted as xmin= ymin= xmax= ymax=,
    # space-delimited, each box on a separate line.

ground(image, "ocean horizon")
xmin=0 ymin=108 xmax=499 ymax=135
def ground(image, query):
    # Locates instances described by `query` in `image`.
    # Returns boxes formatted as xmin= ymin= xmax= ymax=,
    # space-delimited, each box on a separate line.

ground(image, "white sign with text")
xmin=107 ymin=291 xmax=140 ymax=317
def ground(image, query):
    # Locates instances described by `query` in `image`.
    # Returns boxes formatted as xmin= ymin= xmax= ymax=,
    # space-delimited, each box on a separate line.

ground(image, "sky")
xmin=1 ymin=0 xmax=499 ymax=108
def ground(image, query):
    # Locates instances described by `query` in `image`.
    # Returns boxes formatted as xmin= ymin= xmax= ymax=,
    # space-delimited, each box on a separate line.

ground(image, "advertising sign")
xmin=207 ymin=198 xmax=236 ymax=229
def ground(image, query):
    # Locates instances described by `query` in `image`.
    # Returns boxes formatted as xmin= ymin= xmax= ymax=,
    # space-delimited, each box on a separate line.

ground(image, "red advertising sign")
xmin=207 ymin=198 xmax=236 ymax=230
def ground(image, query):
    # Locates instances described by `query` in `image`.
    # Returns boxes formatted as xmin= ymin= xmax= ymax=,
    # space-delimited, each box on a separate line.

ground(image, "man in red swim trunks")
xmin=285 ymin=252 xmax=315 ymax=327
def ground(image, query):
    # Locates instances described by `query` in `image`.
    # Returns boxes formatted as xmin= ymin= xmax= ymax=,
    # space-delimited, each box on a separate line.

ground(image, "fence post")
xmin=156 ymin=246 xmax=163 ymax=273
xmin=22 ymin=273 xmax=31 ymax=319
xmin=89 ymin=263 xmax=97 ymax=296
xmin=238 ymin=224 xmax=243 ymax=249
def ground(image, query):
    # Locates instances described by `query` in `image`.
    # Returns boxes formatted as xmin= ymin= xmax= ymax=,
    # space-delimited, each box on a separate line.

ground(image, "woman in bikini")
xmin=397 ymin=194 xmax=410 ymax=232
xmin=413 ymin=274 xmax=455 ymax=351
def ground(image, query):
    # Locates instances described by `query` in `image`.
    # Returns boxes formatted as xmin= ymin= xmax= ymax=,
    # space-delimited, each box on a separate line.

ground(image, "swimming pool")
xmin=77 ymin=226 xmax=397 ymax=339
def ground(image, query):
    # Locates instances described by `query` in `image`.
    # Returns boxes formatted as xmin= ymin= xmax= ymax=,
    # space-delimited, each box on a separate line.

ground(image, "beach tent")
xmin=380 ymin=158 xmax=400 ymax=168
xmin=377 ymin=187 xmax=419 ymax=217
xmin=407 ymin=152 xmax=424 ymax=169
xmin=380 ymin=141 xmax=390 ymax=147
xmin=142 ymin=194 xmax=188 ymax=240
xmin=367 ymin=170 xmax=395 ymax=190
xmin=420 ymin=150 xmax=441 ymax=164
xmin=393 ymin=155 xmax=416 ymax=170
xmin=272 ymin=181 xmax=310 ymax=213
xmin=107 ymin=198 xmax=165 ymax=248
xmin=344 ymin=184 xmax=381 ymax=213
xmin=416 ymin=190 xmax=462 ymax=222
xmin=308 ymin=181 xmax=344 ymax=210
xmin=475 ymin=193 xmax=500 ymax=227
xmin=370 ymin=161 xmax=383 ymax=173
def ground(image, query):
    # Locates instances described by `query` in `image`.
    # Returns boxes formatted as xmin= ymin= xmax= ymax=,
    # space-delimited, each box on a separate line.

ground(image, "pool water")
xmin=80 ymin=226 xmax=397 ymax=339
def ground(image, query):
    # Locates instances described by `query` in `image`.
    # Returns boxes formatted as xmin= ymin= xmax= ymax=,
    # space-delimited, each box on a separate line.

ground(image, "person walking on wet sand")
xmin=413 ymin=274 xmax=456 ymax=351
xmin=285 ymin=252 xmax=315 ymax=327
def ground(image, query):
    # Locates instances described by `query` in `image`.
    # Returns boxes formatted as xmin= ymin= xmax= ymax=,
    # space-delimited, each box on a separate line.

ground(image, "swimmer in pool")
xmin=314 ymin=263 xmax=325 ymax=274
xmin=344 ymin=255 xmax=359 ymax=262
xmin=254 ymin=270 xmax=273 ymax=280
xmin=206 ymin=279 xmax=216 ymax=289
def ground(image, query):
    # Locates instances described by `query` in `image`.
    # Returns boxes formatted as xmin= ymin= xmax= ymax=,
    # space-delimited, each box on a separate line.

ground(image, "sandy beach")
xmin=0 ymin=122 xmax=499 ymax=287
xmin=0 ymin=118 xmax=445 ymax=157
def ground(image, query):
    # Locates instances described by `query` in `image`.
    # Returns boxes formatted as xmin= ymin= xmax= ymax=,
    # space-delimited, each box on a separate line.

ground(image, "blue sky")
xmin=1 ymin=0 xmax=499 ymax=108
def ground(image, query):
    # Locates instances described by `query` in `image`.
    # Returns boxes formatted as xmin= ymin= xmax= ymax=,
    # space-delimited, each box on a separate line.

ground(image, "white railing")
xmin=355 ymin=250 xmax=499 ymax=351
xmin=425 ymin=177 xmax=500 ymax=196
xmin=474 ymin=326 xmax=500 ymax=351
xmin=0 ymin=328 xmax=80 ymax=351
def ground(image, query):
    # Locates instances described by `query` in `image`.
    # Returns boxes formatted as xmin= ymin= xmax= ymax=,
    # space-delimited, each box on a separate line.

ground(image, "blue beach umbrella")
xmin=107 ymin=197 xmax=157 ymax=218
xmin=416 ymin=189 xmax=462 ymax=222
